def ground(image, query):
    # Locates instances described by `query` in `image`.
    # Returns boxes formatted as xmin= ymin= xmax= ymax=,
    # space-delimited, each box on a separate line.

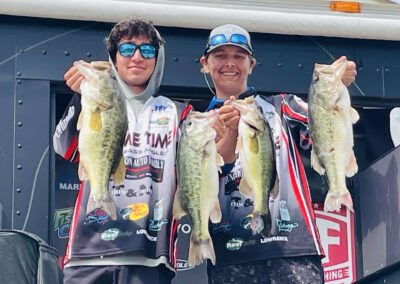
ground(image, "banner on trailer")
xmin=314 ymin=203 xmax=356 ymax=284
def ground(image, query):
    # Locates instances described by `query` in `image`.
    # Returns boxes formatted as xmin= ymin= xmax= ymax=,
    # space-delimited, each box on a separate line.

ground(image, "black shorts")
xmin=63 ymin=264 xmax=175 ymax=284
xmin=207 ymin=255 xmax=324 ymax=284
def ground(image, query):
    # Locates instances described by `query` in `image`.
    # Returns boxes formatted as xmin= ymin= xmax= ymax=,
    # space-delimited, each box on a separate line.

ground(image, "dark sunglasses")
xmin=209 ymin=33 xmax=248 ymax=46
xmin=118 ymin=43 xmax=157 ymax=59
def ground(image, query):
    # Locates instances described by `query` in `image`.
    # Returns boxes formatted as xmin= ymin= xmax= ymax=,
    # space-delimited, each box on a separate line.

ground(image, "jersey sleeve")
xmin=53 ymin=93 xmax=81 ymax=162
xmin=283 ymin=94 xmax=312 ymax=151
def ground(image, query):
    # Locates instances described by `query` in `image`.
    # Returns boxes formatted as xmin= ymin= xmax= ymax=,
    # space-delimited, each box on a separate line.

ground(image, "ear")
xmin=248 ymin=57 xmax=256 ymax=75
xmin=200 ymin=56 xmax=210 ymax=73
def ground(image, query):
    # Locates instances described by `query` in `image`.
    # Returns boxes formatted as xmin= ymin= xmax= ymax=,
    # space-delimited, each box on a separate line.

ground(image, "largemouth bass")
xmin=232 ymin=96 xmax=277 ymax=238
xmin=173 ymin=110 xmax=223 ymax=267
xmin=76 ymin=61 xmax=128 ymax=220
xmin=308 ymin=60 xmax=359 ymax=212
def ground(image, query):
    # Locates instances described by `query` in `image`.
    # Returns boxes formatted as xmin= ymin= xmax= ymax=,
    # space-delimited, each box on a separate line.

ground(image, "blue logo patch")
xmin=85 ymin=208 xmax=110 ymax=225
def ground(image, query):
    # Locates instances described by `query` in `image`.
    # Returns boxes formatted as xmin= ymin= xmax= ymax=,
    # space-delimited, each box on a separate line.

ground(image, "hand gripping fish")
xmin=308 ymin=60 xmax=359 ymax=212
xmin=173 ymin=110 xmax=224 ymax=267
xmin=75 ymin=61 xmax=128 ymax=220
xmin=231 ymin=96 xmax=278 ymax=238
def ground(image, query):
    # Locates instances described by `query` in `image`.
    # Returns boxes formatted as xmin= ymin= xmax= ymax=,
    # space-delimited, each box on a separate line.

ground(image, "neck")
xmin=129 ymin=84 xmax=146 ymax=95
xmin=215 ymin=85 xmax=248 ymax=100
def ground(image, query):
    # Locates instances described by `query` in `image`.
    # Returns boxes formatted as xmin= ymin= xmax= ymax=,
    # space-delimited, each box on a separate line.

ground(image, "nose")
xmin=131 ymin=48 xmax=143 ymax=61
xmin=225 ymin=58 xmax=235 ymax=67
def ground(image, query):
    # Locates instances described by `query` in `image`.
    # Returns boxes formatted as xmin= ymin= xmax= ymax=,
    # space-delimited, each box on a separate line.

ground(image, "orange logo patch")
xmin=127 ymin=203 xmax=149 ymax=220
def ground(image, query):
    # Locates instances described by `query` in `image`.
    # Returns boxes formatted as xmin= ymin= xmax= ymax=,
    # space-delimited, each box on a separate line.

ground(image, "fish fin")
xmin=311 ymin=149 xmax=325 ymax=175
xmin=112 ymin=157 xmax=126 ymax=185
xmin=324 ymin=190 xmax=354 ymax=213
xmin=78 ymin=162 xmax=88 ymax=181
xmin=350 ymin=107 xmax=360 ymax=124
xmin=270 ymin=175 xmax=280 ymax=199
xmin=172 ymin=192 xmax=187 ymax=220
xmin=346 ymin=151 xmax=358 ymax=177
xmin=77 ymin=111 xmax=83 ymax=131
xmin=251 ymin=212 xmax=271 ymax=238
xmin=209 ymin=201 xmax=222 ymax=224
xmin=87 ymin=193 xmax=117 ymax=220
xmin=235 ymin=136 xmax=242 ymax=154
xmin=238 ymin=175 xmax=253 ymax=198
xmin=216 ymin=153 xmax=224 ymax=173
xmin=89 ymin=110 xmax=102 ymax=131
xmin=216 ymin=153 xmax=224 ymax=167
xmin=249 ymin=136 xmax=259 ymax=154
xmin=188 ymin=235 xmax=216 ymax=267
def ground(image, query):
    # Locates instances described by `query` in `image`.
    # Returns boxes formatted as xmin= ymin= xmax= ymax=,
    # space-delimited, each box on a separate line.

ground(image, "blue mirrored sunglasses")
xmin=118 ymin=43 xmax=157 ymax=59
xmin=209 ymin=33 xmax=248 ymax=46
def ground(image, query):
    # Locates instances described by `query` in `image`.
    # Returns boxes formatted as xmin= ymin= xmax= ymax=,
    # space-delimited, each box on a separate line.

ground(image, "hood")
xmin=108 ymin=29 xmax=165 ymax=103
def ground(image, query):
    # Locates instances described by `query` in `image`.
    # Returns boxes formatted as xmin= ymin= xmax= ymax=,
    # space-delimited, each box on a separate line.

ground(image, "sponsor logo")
xmin=124 ymin=156 xmax=165 ymax=182
xmin=152 ymin=104 xmax=173 ymax=112
xmin=124 ymin=131 xmax=173 ymax=149
xmin=275 ymin=219 xmax=299 ymax=232
xmin=101 ymin=228 xmax=120 ymax=241
xmin=314 ymin=203 xmax=356 ymax=283
xmin=150 ymin=116 xmax=170 ymax=126
xmin=176 ymin=259 xmax=192 ymax=271
xmin=177 ymin=223 xmax=192 ymax=234
xmin=260 ymin=235 xmax=288 ymax=244
xmin=54 ymin=207 xmax=73 ymax=238
xmin=240 ymin=214 xmax=253 ymax=230
xmin=54 ymin=106 xmax=75 ymax=138
xmin=149 ymin=199 xmax=168 ymax=231
xmin=120 ymin=203 xmax=149 ymax=221
xmin=212 ymin=219 xmax=232 ymax=234
xmin=85 ymin=208 xmax=110 ymax=225
xmin=226 ymin=238 xmax=243 ymax=251
xmin=230 ymin=196 xmax=253 ymax=209
xmin=58 ymin=182 xmax=80 ymax=191
xmin=279 ymin=200 xmax=291 ymax=221
xmin=136 ymin=229 xmax=157 ymax=241
xmin=113 ymin=184 xmax=153 ymax=198
xmin=149 ymin=219 xmax=168 ymax=231
xmin=101 ymin=228 xmax=133 ymax=241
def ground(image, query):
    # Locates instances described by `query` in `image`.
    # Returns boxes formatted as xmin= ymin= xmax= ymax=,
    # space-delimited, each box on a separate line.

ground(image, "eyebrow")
xmin=213 ymin=47 xmax=248 ymax=54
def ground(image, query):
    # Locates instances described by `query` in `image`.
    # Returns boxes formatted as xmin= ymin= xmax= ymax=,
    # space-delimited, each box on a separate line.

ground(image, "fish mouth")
xmin=244 ymin=121 xmax=261 ymax=132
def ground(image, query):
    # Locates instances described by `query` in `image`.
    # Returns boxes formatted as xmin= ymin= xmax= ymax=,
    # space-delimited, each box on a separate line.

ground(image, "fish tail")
xmin=188 ymin=235 xmax=215 ymax=267
xmin=324 ymin=190 xmax=354 ymax=212
xmin=87 ymin=193 xmax=117 ymax=220
xmin=251 ymin=212 xmax=271 ymax=237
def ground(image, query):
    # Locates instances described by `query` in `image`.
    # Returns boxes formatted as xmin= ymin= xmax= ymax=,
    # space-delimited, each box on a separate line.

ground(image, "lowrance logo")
xmin=136 ymin=229 xmax=157 ymax=242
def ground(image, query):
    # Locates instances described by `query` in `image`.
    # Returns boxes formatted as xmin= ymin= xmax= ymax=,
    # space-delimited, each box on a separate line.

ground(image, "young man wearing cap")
xmin=54 ymin=18 xmax=191 ymax=284
xmin=200 ymin=24 xmax=357 ymax=283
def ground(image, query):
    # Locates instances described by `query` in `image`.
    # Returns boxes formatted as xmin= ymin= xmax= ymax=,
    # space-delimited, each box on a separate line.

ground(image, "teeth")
xmin=222 ymin=72 xmax=237 ymax=76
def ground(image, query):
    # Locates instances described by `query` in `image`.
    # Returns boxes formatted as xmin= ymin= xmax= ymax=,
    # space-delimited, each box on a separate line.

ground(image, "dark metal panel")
xmin=13 ymin=79 xmax=51 ymax=242
xmin=17 ymin=23 xmax=110 ymax=81
xmin=0 ymin=59 xmax=15 ymax=230
xmin=354 ymin=41 xmax=400 ymax=99
xmin=2 ymin=15 xmax=399 ymax=101
xmin=162 ymin=27 xmax=208 ymax=88
xmin=249 ymin=34 xmax=356 ymax=94
xmin=353 ymin=146 xmax=400 ymax=278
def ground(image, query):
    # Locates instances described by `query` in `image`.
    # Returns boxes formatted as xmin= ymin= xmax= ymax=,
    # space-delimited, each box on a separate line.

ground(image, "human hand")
xmin=64 ymin=60 xmax=86 ymax=93
xmin=211 ymin=112 xmax=226 ymax=143
xmin=220 ymin=96 xmax=240 ymax=130
xmin=334 ymin=56 xmax=357 ymax=87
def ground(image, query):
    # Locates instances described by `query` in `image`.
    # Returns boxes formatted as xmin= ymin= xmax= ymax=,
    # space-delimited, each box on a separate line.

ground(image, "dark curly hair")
xmin=105 ymin=18 xmax=165 ymax=63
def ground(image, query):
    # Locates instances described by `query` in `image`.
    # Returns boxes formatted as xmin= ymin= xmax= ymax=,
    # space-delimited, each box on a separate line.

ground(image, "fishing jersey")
xmin=208 ymin=88 xmax=324 ymax=267
xmin=53 ymin=93 xmax=190 ymax=270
